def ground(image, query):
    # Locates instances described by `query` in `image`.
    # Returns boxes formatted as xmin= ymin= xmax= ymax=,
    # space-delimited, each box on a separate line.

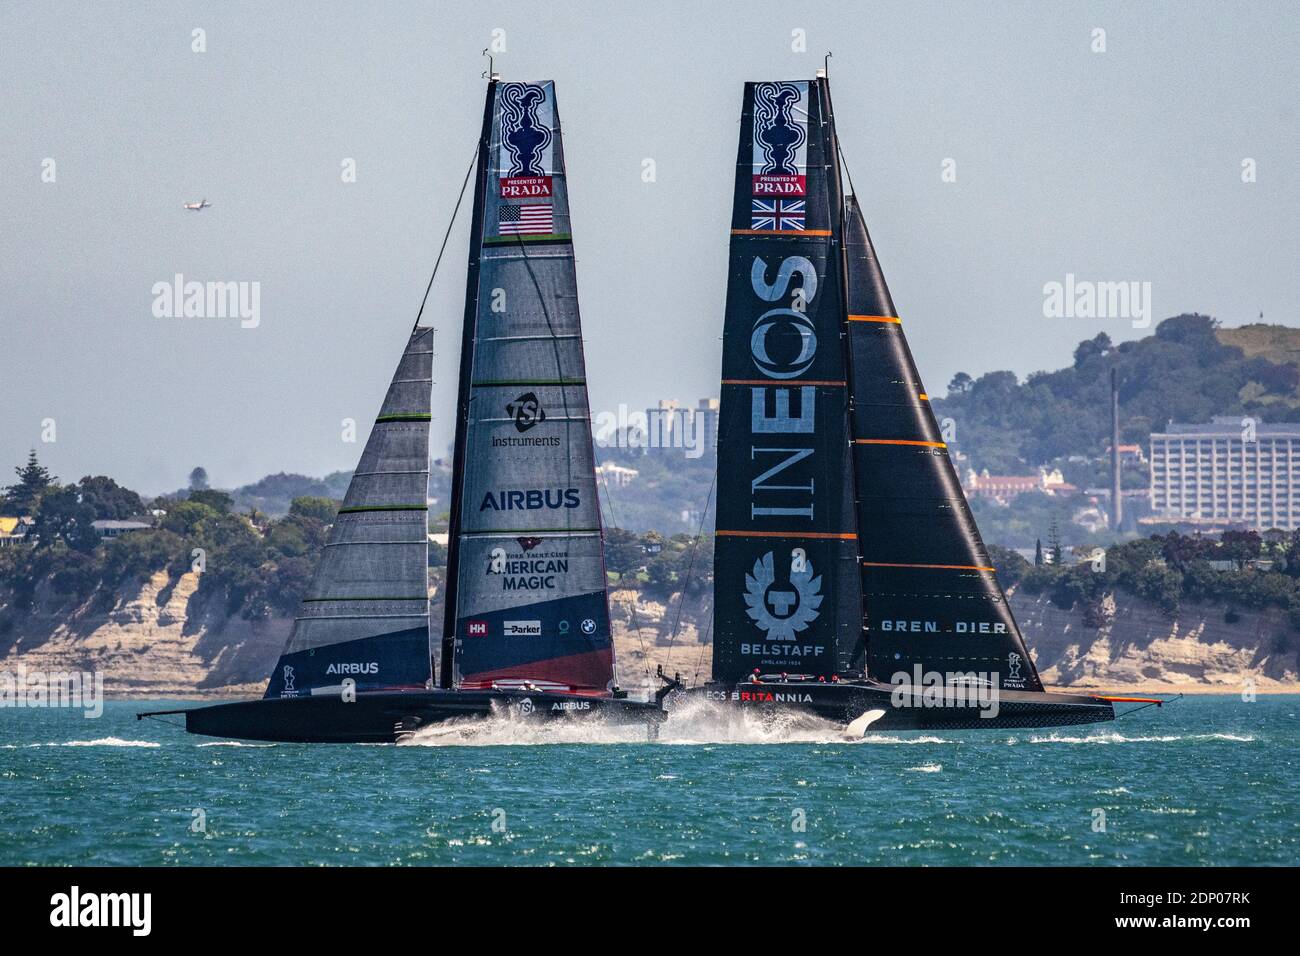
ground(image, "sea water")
xmin=0 ymin=695 xmax=1294 ymax=866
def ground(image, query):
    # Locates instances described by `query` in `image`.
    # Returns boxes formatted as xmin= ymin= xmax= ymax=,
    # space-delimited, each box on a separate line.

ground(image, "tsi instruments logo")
xmin=50 ymin=886 xmax=151 ymax=936
xmin=504 ymin=621 xmax=542 ymax=637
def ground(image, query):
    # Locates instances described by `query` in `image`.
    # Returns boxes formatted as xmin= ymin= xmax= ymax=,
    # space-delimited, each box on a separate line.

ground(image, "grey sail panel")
xmin=447 ymin=81 xmax=614 ymax=692
xmin=263 ymin=326 xmax=433 ymax=698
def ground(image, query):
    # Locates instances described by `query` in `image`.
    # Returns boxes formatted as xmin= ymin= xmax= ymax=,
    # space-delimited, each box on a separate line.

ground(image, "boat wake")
xmin=399 ymin=696 xmax=882 ymax=747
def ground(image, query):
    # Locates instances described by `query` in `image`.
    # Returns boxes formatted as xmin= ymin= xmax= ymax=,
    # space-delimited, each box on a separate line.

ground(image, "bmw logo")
xmin=580 ymin=618 xmax=596 ymax=635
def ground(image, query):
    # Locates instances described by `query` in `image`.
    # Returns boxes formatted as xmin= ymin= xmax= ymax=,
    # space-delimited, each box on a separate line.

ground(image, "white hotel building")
xmin=1149 ymin=417 xmax=1300 ymax=530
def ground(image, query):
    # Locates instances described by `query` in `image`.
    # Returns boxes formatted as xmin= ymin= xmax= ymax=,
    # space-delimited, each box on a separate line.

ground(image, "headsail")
xmin=711 ymin=79 xmax=861 ymax=683
xmin=843 ymin=195 xmax=1043 ymax=692
xmin=264 ymin=326 xmax=434 ymax=698
xmin=440 ymin=80 xmax=615 ymax=694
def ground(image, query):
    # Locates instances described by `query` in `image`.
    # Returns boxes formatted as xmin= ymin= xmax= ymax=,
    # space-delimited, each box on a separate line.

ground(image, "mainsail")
xmin=842 ymin=196 xmax=1044 ymax=692
xmin=440 ymin=80 xmax=615 ymax=693
xmin=711 ymin=79 xmax=861 ymax=683
xmin=264 ymin=326 xmax=434 ymax=698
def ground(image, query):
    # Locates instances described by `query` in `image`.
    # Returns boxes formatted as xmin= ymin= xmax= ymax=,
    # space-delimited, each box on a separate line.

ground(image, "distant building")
xmin=91 ymin=519 xmax=151 ymax=539
xmin=644 ymin=398 xmax=719 ymax=457
xmin=0 ymin=516 xmax=33 ymax=547
xmin=595 ymin=461 xmax=639 ymax=487
xmin=1105 ymin=443 xmax=1148 ymax=465
xmin=1150 ymin=417 xmax=1300 ymax=530
xmin=964 ymin=467 xmax=1075 ymax=504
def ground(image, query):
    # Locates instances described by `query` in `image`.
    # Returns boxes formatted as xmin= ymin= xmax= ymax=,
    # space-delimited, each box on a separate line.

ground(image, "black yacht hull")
xmin=142 ymin=689 xmax=665 ymax=744
xmin=683 ymin=679 xmax=1115 ymax=731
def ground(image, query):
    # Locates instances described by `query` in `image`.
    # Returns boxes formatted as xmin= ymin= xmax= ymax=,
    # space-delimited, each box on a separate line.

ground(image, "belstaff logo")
xmin=744 ymin=550 xmax=822 ymax=641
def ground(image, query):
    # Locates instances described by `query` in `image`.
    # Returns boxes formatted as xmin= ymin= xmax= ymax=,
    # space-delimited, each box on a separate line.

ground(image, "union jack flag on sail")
xmin=751 ymin=198 xmax=805 ymax=231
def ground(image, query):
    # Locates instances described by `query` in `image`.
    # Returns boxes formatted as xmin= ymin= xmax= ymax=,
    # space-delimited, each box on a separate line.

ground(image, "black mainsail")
xmin=699 ymin=74 xmax=1133 ymax=729
xmin=843 ymin=196 xmax=1043 ymax=692
xmin=440 ymin=79 xmax=616 ymax=694
xmin=712 ymin=79 xmax=860 ymax=684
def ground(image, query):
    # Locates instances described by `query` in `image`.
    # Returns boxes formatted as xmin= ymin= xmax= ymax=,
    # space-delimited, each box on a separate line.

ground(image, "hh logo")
xmin=466 ymin=620 xmax=488 ymax=637
xmin=744 ymin=550 xmax=822 ymax=641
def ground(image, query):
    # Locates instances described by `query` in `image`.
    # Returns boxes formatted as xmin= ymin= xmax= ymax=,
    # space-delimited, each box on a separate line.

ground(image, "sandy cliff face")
xmin=0 ymin=571 xmax=283 ymax=698
xmin=1011 ymin=588 xmax=1299 ymax=691
xmin=2 ymin=572 xmax=1296 ymax=696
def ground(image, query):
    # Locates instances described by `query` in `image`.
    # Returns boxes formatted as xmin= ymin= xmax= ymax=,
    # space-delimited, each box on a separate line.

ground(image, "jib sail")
xmin=843 ymin=195 xmax=1043 ymax=692
xmin=440 ymin=80 xmax=615 ymax=694
xmin=711 ymin=78 xmax=861 ymax=684
xmin=264 ymin=327 xmax=434 ymax=698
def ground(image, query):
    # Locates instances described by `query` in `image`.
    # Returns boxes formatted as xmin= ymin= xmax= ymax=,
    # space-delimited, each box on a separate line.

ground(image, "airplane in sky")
xmin=183 ymin=199 xmax=211 ymax=211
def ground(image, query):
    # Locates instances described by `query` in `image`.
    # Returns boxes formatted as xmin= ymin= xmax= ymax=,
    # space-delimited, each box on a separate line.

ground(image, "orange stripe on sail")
xmin=717 ymin=530 xmax=857 ymax=540
xmin=862 ymin=560 xmax=995 ymax=572
xmin=847 ymin=314 xmax=901 ymax=323
xmin=918 ymin=393 xmax=929 ymax=401
xmin=855 ymin=438 xmax=947 ymax=448
xmin=721 ymin=379 xmax=846 ymax=386
xmin=731 ymin=228 xmax=833 ymax=236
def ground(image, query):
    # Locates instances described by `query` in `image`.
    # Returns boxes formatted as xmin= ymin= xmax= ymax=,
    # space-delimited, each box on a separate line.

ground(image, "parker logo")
xmin=503 ymin=620 xmax=542 ymax=637
xmin=744 ymin=550 xmax=822 ymax=641
xmin=466 ymin=620 xmax=488 ymax=637
xmin=506 ymin=392 xmax=546 ymax=432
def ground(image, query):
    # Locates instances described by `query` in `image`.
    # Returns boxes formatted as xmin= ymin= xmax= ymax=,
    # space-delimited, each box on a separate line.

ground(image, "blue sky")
xmin=2 ymin=0 xmax=1296 ymax=493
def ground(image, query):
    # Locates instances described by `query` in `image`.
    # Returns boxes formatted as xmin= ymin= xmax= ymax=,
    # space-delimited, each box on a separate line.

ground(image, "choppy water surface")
xmin=1 ymin=695 xmax=1294 ymax=865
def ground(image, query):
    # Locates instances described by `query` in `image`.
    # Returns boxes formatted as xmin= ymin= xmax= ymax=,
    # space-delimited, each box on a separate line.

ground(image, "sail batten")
xmin=442 ymin=80 xmax=616 ymax=693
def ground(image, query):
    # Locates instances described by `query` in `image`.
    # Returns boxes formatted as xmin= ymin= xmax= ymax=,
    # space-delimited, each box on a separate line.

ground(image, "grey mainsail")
xmin=264 ymin=326 xmax=434 ymax=698
xmin=440 ymin=80 xmax=615 ymax=693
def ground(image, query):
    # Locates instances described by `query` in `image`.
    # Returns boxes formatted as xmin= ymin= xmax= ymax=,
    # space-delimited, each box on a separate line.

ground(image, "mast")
xmin=439 ymin=81 xmax=497 ymax=688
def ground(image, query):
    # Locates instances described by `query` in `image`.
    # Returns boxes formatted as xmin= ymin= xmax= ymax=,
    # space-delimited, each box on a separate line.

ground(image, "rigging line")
xmin=691 ymin=613 xmax=714 ymax=689
xmin=413 ymin=144 xmax=480 ymax=333
xmin=662 ymin=464 xmax=718 ymax=668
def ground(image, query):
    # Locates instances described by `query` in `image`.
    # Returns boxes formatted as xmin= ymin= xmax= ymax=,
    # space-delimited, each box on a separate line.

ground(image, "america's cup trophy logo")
xmin=752 ymin=82 xmax=807 ymax=196
xmin=744 ymin=550 xmax=822 ymax=642
xmin=499 ymin=83 xmax=554 ymax=198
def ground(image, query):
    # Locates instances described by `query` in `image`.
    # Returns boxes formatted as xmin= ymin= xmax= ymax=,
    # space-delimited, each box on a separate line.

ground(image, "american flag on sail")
xmin=751 ymin=198 xmax=805 ymax=231
xmin=498 ymin=203 xmax=553 ymax=235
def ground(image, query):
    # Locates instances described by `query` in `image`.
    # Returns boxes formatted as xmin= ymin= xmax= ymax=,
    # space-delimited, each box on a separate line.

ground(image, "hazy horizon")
xmin=3 ymin=1 xmax=1297 ymax=496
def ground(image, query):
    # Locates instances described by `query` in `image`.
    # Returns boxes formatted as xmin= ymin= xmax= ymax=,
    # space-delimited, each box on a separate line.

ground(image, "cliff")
xmin=1 ymin=572 xmax=1294 ymax=696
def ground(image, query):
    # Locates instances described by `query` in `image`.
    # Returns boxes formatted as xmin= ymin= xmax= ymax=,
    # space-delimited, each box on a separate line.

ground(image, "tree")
xmin=75 ymin=475 xmax=145 ymax=520
xmin=1072 ymin=331 xmax=1113 ymax=368
xmin=188 ymin=489 xmax=233 ymax=513
xmin=603 ymin=528 xmax=645 ymax=577
xmin=1047 ymin=518 xmax=1063 ymax=566
xmin=288 ymin=496 xmax=339 ymax=524
xmin=5 ymin=450 xmax=55 ymax=515
xmin=947 ymin=372 xmax=974 ymax=395
xmin=1034 ymin=538 xmax=1043 ymax=566
xmin=34 ymin=486 xmax=99 ymax=552
xmin=189 ymin=467 xmax=209 ymax=491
